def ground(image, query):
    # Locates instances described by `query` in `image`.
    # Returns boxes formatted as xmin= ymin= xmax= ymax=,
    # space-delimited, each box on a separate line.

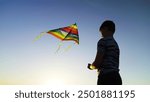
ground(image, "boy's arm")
xmin=92 ymin=51 xmax=104 ymax=69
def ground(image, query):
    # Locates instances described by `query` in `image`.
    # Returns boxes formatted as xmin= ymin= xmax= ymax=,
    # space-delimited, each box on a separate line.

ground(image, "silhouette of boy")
xmin=88 ymin=20 xmax=122 ymax=85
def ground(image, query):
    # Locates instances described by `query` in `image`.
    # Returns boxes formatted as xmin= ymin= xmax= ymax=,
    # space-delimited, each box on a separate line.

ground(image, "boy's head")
xmin=99 ymin=20 xmax=115 ymax=37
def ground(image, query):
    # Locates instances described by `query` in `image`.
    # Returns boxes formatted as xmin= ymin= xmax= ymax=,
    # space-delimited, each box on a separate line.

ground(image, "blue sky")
xmin=0 ymin=0 xmax=150 ymax=85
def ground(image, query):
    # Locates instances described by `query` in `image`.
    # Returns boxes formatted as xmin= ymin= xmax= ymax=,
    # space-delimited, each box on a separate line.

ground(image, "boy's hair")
xmin=100 ymin=20 xmax=115 ymax=34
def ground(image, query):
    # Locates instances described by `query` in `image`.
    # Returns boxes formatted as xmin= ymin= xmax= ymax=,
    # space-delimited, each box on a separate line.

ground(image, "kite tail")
xmin=55 ymin=41 xmax=63 ymax=53
xmin=33 ymin=32 xmax=47 ymax=42
xmin=64 ymin=43 xmax=76 ymax=52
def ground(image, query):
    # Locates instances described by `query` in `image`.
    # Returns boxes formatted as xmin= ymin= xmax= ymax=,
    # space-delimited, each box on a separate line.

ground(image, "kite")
xmin=33 ymin=23 xmax=79 ymax=52
xmin=47 ymin=23 xmax=79 ymax=44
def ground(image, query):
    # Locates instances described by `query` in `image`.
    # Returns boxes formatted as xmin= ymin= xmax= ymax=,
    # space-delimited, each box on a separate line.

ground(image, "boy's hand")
xmin=87 ymin=63 xmax=96 ymax=70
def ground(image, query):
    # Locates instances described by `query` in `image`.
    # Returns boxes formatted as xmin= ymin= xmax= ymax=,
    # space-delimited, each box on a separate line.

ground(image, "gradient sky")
xmin=0 ymin=0 xmax=150 ymax=85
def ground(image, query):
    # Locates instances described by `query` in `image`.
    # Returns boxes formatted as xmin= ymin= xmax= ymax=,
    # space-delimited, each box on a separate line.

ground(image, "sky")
xmin=0 ymin=0 xmax=150 ymax=85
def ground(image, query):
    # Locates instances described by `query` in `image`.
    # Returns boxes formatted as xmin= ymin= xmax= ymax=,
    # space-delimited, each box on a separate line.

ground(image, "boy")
xmin=88 ymin=20 xmax=122 ymax=85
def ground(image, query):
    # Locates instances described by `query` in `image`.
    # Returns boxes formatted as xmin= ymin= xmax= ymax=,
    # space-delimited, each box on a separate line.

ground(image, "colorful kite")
xmin=47 ymin=23 xmax=79 ymax=44
xmin=33 ymin=23 xmax=79 ymax=52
